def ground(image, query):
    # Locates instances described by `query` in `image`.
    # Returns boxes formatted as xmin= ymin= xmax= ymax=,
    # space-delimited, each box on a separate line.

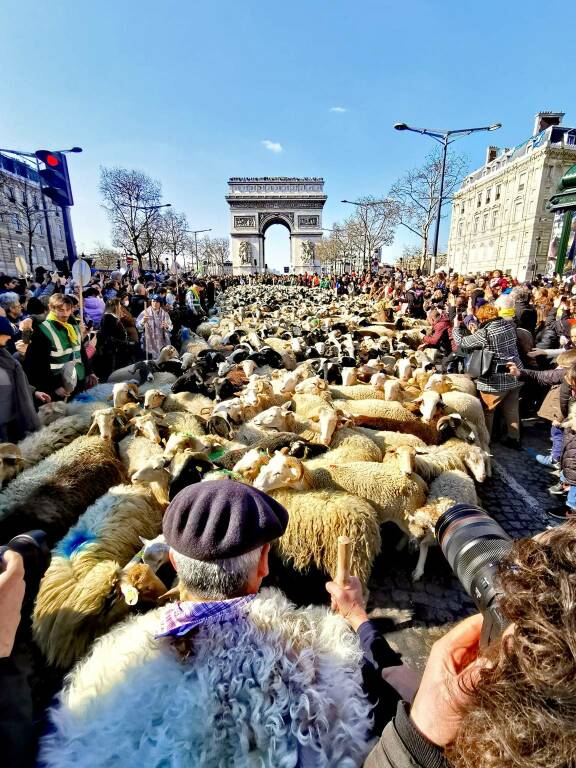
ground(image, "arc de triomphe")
xmin=226 ymin=177 xmax=327 ymax=274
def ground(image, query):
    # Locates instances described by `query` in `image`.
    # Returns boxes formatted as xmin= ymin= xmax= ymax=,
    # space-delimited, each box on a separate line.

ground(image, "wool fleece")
xmin=40 ymin=588 xmax=375 ymax=768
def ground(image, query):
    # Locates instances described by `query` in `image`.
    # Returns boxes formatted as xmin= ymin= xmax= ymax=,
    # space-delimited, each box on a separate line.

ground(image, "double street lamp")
xmin=393 ymin=121 xmax=502 ymax=273
xmin=185 ymin=228 xmax=212 ymax=273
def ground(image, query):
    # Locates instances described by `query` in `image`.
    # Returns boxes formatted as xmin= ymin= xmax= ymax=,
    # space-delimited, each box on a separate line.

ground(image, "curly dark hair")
xmin=447 ymin=519 xmax=576 ymax=768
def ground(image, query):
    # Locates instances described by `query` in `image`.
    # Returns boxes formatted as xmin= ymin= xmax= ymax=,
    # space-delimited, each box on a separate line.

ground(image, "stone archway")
xmin=226 ymin=177 xmax=327 ymax=274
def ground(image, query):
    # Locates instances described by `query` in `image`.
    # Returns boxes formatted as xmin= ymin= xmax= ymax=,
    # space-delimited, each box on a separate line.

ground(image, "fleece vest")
xmin=39 ymin=318 xmax=85 ymax=381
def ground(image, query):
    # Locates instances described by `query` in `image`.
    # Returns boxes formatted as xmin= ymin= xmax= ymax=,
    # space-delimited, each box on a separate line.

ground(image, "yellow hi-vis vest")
xmin=38 ymin=318 xmax=85 ymax=380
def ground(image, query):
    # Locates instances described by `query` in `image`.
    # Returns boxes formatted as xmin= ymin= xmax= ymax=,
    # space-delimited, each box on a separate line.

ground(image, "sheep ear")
xmin=87 ymin=420 xmax=99 ymax=436
xmin=279 ymin=447 xmax=289 ymax=455
xmin=139 ymin=537 xmax=150 ymax=547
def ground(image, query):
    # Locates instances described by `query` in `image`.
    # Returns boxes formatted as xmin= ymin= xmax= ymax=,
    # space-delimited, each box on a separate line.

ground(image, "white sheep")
xmin=408 ymin=470 xmax=478 ymax=582
xmin=253 ymin=450 xmax=427 ymax=530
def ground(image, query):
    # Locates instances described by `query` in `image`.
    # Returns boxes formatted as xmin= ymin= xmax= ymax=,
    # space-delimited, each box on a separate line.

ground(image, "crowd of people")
xmin=1 ymin=260 xmax=576 ymax=767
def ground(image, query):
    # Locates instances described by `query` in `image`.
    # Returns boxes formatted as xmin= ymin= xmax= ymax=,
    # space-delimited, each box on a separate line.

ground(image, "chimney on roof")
xmin=485 ymin=146 xmax=499 ymax=165
xmin=534 ymin=111 xmax=564 ymax=135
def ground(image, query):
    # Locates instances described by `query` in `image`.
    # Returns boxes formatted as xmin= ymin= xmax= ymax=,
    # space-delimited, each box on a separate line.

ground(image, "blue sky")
xmin=1 ymin=0 xmax=575 ymax=271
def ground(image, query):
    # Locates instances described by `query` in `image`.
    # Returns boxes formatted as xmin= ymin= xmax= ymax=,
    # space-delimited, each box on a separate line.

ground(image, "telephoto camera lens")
xmin=436 ymin=503 xmax=513 ymax=647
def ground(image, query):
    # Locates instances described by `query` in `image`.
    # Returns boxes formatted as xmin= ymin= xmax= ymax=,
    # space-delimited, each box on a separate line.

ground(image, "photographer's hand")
xmin=0 ymin=551 xmax=25 ymax=658
xmin=410 ymin=613 xmax=484 ymax=747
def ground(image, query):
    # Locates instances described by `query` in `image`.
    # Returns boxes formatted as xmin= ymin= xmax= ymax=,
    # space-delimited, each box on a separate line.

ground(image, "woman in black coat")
xmin=94 ymin=298 xmax=137 ymax=381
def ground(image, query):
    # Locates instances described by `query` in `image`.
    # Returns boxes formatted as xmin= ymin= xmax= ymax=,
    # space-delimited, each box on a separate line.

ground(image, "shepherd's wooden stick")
xmin=336 ymin=535 xmax=352 ymax=587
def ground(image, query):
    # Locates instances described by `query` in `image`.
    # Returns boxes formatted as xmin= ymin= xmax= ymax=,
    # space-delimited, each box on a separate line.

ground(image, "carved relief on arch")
xmin=258 ymin=212 xmax=295 ymax=232
xmin=238 ymin=241 xmax=253 ymax=265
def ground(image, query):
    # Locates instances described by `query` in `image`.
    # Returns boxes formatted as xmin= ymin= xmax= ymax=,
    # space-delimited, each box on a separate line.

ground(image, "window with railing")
xmin=495 ymin=184 xmax=501 ymax=201
xmin=482 ymin=213 xmax=488 ymax=232
xmin=477 ymin=192 xmax=482 ymax=208
xmin=485 ymin=188 xmax=491 ymax=205
xmin=11 ymin=214 xmax=21 ymax=231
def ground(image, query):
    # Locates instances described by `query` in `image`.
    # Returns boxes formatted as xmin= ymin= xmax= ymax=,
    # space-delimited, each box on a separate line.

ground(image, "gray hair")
xmin=0 ymin=292 xmax=20 ymax=310
xmin=171 ymin=547 xmax=262 ymax=600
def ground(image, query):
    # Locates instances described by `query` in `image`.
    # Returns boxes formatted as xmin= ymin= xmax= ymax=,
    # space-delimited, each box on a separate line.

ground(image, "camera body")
xmin=0 ymin=531 xmax=51 ymax=601
xmin=436 ymin=504 xmax=512 ymax=647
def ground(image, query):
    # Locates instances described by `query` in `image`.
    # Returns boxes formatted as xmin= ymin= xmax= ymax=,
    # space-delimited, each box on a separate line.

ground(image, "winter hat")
xmin=163 ymin=479 xmax=289 ymax=562
xmin=0 ymin=316 xmax=14 ymax=336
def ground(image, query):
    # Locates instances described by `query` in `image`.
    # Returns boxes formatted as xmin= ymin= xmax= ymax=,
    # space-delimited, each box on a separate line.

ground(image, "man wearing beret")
xmin=41 ymin=480 xmax=395 ymax=767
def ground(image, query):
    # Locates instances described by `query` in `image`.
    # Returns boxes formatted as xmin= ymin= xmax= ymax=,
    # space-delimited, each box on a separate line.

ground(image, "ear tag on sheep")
xmin=208 ymin=447 xmax=225 ymax=461
xmin=121 ymin=584 xmax=139 ymax=606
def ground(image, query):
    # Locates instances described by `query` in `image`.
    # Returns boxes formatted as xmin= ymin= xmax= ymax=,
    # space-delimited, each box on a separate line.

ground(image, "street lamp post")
xmin=184 ymin=228 xmax=212 ymax=273
xmin=0 ymin=146 xmax=82 ymax=270
xmin=393 ymin=121 xmax=501 ymax=274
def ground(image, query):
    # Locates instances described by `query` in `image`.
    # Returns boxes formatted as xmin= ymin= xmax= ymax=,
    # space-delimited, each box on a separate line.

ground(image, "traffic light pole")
xmin=35 ymin=157 xmax=56 ymax=265
xmin=61 ymin=206 xmax=77 ymax=267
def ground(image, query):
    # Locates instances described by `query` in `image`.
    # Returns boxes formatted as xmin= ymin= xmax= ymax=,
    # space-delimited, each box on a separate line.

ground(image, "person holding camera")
xmin=453 ymin=303 xmax=523 ymax=449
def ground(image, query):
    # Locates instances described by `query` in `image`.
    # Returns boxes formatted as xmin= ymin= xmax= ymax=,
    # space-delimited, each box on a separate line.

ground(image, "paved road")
xmin=369 ymin=418 xmax=560 ymax=669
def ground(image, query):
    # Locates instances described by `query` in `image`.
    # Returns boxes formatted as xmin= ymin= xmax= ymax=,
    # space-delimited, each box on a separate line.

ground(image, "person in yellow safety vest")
xmin=24 ymin=293 xmax=98 ymax=400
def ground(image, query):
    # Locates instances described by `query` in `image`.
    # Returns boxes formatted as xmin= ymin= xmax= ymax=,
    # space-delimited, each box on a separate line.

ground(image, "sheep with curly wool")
xmin=268 ymin=487 xmax=381 ymax=587
xmin=408 ymin=470 xmax=478 ymax=582
xmin=33 ymin=482 xmax=166 ymax=669
xmin=312 ymin=427 xmax=383 ymax=464
xmin=16 ymin=412 xmax=95 ymax=473
xmin=332 ymin=398 xmax=440 ymax=444
xmin=351 ymin=426 xmax=427 ymax=452
xmin=412 ymin=438 xmax=489 ymax=483
xmin=118 ymin=433 xmax=165 ymax=477
xmin=0 ymin=436 xmax=126 ymax=545
xmin=254 ymin=450 xmax=427 ymax=531
xmin=327 ymin=383 xmax=387 ymax=401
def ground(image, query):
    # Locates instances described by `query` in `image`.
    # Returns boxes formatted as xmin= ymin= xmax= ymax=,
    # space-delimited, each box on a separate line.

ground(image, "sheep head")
xmin=424 ymin=373 xmax=453 ymax=395
xmin=157 ymin=345 xmax=179 ymax=364
xmin=38 ymin=400 xmax=67 ymax=426
xmin=251 ymin=403 xmax=295 ymax=432
xmin=163 ymin=432 xmax=211 ymax=461
xmin=130 ymin=412 xmax=164 ymax=444
xmin=341 ymin=367 xmax=357 ymax=386
xmin=139 ymin=534 xmax=170 ymax=572
xmin=119 ymin=563 xmax=167 ymax=606
xmin=295 ymin=376 xmax=328 ymax=395
xmin=112 ymin=382 xmax=140 ymax=409
xmin=88 ymin=407 xmax=127 ymax=440
xmin=386 ymin=445 xmax=416 ymax=476
xmin=413 ymin=390 xmax=443 ymax=424
xmin=309 ymin=406 xmax=340 ymax=446
xmin=395 ymin=358 xmax=413 ymax=383
xmin=437 ymin=414 xmax=477 ymax=444
xmin=241 ymin=359 xmax=256 ymax=378
xmin=232 ymin=448 xmax=270 ymax=481
xmin=0 ymin=443 xmax=22 ymax=486
xmin=143 ymin=389 xmax=167 ymax=411
xmin=253 ymin=450 xmax=304 ymax=492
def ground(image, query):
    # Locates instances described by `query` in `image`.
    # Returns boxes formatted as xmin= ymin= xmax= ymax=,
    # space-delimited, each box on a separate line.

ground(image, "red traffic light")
xmin=45 ymin=154 xmax=60 ymax=167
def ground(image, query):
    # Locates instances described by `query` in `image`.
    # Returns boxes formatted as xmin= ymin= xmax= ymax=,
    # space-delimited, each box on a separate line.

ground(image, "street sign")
xmin=14 ymin=255 xmax=27 ymax=275
xmin=71 ymin=258 xmax=91 ymax=286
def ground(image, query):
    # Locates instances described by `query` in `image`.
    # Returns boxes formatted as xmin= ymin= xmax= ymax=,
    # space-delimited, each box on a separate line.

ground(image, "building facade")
xmin=447 ymin=112 xmax=576 ymax=280
xmin=226 ymin=177 xmax=327 ymax=275
xmin=0 ymin=152 xmax=70 ymax=275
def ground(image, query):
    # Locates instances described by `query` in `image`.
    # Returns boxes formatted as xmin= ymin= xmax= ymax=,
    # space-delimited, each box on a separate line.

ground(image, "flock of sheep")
xmin=0 ymin=285 xmax=490 ymax=671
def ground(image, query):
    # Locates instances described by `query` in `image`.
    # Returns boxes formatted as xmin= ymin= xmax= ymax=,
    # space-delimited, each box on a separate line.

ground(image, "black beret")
xmin=163 ymin=479 xmax=289 ymax=561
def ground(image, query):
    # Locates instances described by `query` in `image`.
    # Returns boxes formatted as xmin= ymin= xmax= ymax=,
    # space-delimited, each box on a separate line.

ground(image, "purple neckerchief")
xmin=155 ymin=594 xmax=256 ymax=638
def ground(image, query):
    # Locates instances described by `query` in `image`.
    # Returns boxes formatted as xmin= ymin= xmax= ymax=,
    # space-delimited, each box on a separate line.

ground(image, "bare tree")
xmin=2 ymin=179 xmax=45 ymax=270
xmin=91 ymin=243 xmax=122 ymax=271
xmin=316 ymin=224 xmax=356 ymax=274
xmin=198 ymin=236 xmax=229 ymax=274
xmin=345 ymin=197 xmax=399 ymax=273
xmin=159 ymin=210 xmax=189 ymax=269
xmin=99 ymin=167 xmax=163 ymax=270
xmin=389 ymin=149 xmax=468 ymax=269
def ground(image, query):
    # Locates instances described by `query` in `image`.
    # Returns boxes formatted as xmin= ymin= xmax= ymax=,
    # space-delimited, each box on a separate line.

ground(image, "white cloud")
xmin=261 ymin=140 xmax=283 ymax=153
xmin=330 ymin=106 xmax=348 ymax=113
